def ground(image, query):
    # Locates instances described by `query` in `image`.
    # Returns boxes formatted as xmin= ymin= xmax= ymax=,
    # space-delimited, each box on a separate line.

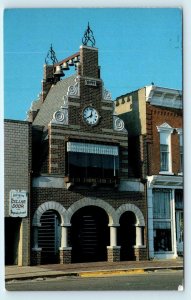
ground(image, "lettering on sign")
xmin=9 ymin=190 xmax=28 ymax=217
xmin=85 ymin=79 xmax=97 ymax=87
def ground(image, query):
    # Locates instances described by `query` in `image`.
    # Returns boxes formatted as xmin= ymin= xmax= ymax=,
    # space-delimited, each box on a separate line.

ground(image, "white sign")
xmin=85 ymin=79 xmax=97 ymax=86
xmin=9 ymin=190 xmax=28 ymax=217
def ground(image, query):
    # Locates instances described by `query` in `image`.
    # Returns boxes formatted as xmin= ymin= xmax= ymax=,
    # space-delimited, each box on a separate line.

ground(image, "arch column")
xmin=59 ymin=224 xmax=72 ymax=264
xmin=134 ymin=224 xmax=146 ymax=261
xmin=110 ymin=226 xmax=117 ymax=246
xmin=135 ymin=225 xmax=143 ymax=246
xmin=31 ymin=225 xmax=42 ymax=265
xmin=107 ymin=225 xmax=121 ymax=262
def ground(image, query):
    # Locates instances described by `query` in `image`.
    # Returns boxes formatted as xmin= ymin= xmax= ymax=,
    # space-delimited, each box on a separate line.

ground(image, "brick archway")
xmin=32 ymin=201 xmax=66 ymax=227
xmin=66 ymin=197 xmax=118 ymax=226
xmin=116 ymin=203 xmax=145 ymax=226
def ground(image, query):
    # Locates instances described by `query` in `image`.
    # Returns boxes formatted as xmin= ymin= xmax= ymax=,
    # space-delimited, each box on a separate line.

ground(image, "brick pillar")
xmin=59 ymin=247 xmax=72 ymax=264
xmin=31 ymin=249 xmax=42 ymax=265
xmin=134 ymin=247 xmax=147 ymax=261
xmin=107 ymin=246 xmax=121 ymax=262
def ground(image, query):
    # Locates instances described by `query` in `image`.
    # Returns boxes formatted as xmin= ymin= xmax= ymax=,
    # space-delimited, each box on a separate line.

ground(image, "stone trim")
xmin=32 ymin=201 xmax=66 ymax=226
xmin=67 ymin=197 xmax=118 ymax=226
xmin=49 ymin=129 xmax=128 ymax=141
xmin=116 ymin=203 xmax=145 ymax=226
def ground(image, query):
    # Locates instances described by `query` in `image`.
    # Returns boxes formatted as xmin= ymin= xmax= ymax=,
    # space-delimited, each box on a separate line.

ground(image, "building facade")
xmin=115 ymin=85 xmax=183 ymax=259
xmin=28 ymin=44 xmax=148 ymax=265
xmin=4 ymin=120 xmax=32 ymax=266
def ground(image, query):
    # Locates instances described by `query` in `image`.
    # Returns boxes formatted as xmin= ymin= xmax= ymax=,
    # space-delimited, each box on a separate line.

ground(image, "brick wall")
xmin=146 ymin=104 xmax=183 ymax=175
xmin=4 ymin=120 xmax=32 ymax=265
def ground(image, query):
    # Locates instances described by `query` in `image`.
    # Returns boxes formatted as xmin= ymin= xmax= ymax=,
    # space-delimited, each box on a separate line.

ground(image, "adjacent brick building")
xmin=115 ymin=85 xmax=183 ymax=259
xmin=4 ymin=120 xmax=31 ymax=266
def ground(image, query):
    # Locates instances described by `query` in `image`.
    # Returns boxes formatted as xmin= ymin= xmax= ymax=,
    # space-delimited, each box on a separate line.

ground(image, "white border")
xmin=1 ymin=1 xmax=190 ymax=299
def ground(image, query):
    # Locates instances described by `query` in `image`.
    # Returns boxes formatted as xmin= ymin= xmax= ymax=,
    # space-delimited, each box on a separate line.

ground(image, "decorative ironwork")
xmin=82 ymin=22 xmax=96 ymax=47
xmin=45 ymin=44 xmax=58 ymax=65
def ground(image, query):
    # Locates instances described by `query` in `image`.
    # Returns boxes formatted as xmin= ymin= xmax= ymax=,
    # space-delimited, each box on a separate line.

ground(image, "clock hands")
xmin=86 ymin=111 xmax=93 ymax=119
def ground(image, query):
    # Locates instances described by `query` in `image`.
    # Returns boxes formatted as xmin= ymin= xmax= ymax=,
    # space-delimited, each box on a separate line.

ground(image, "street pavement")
xmin=5 ymin=258 xmax=183 ymax=282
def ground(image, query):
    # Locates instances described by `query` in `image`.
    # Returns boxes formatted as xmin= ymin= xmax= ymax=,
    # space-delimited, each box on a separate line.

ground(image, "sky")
xmin=4 ymin=8 xmax=182 ymax=121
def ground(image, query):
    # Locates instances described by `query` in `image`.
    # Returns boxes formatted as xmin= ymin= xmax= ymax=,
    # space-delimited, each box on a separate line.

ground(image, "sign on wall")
xmin=9 ymin=190 xmax=28 ymax=217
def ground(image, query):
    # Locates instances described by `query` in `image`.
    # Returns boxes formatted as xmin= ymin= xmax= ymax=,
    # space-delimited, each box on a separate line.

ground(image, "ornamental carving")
xmin=113 ymin=116 xmax=126 ymax=132
xmin=62 ymin=95 xmax=68 ymax=108
xmin=103 ymin=88 xmax=112 ymax=101
xmin=51 ymin=108 xmax=68 ymax=125
xmin=67 ymin=82 xmax=79 ymax=97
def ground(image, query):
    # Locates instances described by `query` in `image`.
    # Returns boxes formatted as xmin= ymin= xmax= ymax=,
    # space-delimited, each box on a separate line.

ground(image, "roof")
xmin=32 ymin=75 xmax=76 ymax=126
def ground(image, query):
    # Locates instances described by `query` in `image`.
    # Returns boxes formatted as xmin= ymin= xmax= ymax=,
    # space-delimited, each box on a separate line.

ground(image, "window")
xmin=153 ymin=189 xmax=172 ymax=252
xmin=157 ymin=123 xmax=173 ymax=174
xmin=160 ymin=144 xmax=169 ymax=171
xmin=176 ymin=128 xmax=183 ymax=173
xmin=66 ymin=142 xmax=119 ymax=180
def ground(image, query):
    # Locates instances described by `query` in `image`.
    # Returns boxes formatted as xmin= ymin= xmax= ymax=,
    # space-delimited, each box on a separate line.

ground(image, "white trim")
xmin=67 ymin=141 xmax=118 ymax=156
xmin=145 ymin=85 xmax=182 ymax=109
xmin=159 ymin=171 xmax=174 ymax=175
xmin=147 ymin=175 xmax=183 ymax=188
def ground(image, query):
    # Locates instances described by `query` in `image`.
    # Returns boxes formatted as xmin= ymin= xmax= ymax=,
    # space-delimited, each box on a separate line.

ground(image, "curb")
xmin=5 ymin=266 xmax=183 ymax=282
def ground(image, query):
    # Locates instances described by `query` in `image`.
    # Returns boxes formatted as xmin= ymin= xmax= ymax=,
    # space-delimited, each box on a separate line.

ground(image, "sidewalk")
xmin=5 ymin=258 xmax=183 ymax=282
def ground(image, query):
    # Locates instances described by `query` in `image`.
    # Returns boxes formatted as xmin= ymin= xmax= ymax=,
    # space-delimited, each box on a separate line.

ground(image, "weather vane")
xmin=45 ymin=44 xmax=58 ymax=65
xmin=82 ymin=22 xmax=96 ymax=47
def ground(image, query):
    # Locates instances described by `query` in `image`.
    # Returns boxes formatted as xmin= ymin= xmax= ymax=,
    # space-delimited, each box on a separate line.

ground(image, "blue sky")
xmin=4 ymin=8 xmax=182 ymax=120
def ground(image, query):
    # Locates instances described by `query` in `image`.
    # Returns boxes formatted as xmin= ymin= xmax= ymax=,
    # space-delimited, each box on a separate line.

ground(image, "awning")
xmin=67 ymin=142 xmax=118 ymax=156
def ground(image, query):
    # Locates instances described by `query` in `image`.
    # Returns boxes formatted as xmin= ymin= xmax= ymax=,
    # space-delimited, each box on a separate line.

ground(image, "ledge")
xmin=59 ymin=247 xmax=72 ymax=251
xmin=107 ymin=246 xmax=121 ymax=250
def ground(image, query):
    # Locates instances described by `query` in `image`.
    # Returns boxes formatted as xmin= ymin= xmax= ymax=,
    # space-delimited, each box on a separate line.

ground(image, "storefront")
xmin=147 ymin=175 xmax=183 ymax=259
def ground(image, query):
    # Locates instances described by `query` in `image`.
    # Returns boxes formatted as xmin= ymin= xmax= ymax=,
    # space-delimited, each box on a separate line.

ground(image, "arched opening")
xmin=71 ymin=206 xmax=109 ymax=263
xmin=38 ymin=209 xmax=61 ymax=264
xmin=118 ymin=211 xmax=136 ymax=261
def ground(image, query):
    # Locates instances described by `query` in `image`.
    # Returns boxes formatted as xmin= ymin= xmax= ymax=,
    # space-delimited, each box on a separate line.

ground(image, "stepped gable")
xmin=33 ymin=75 xmax=76 ymax=126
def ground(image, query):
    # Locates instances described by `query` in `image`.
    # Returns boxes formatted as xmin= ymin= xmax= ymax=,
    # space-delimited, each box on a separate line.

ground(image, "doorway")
xmin=176 ymin=211 xmax=183 ymax=254
xmin=5 ymin=217 xmax=21 ymax=265
xmin=38 ymin=210 xmax=61 ymax=264
xmin=118 ymin=211 xmax=136 ymax=261
xmin=71 ymin=206 xmax=109 ymax=263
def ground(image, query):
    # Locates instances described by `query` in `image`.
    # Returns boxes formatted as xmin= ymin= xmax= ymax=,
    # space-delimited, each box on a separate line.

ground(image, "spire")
xmin=45 ymin=44 xmax=58 ymax=65
xmin=82 ymin=22 xmax=96 ymax=47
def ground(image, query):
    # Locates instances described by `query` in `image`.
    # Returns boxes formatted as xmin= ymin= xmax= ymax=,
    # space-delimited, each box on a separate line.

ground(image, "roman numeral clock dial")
xmin=83 ymin=107 xmax=100 ymax=126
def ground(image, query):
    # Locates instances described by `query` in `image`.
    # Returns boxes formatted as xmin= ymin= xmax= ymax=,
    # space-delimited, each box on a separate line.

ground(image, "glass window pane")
xmin=153 ymin=190 xmax=171 ymax=219
xmin=68 ymin=151 xmax=119 ymax=179
xmin=160 ymin=144 xmax=169 ymax=171
xmin=154 ymin=228 xmax=172 ymax=252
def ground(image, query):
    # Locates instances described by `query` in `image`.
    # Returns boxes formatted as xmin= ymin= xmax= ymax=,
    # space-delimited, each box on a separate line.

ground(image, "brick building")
xmin=115 ymin=85 xmax=183 ymax=259
xmin=4 ymin=120 xmax=32 ymax=266
xmin=4 ymin=34 xmax=148 ymax=265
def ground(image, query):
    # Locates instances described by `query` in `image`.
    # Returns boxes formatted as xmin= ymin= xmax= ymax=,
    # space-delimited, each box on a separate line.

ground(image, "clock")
xmin=83 ymin=106 xmax=99 ymax=125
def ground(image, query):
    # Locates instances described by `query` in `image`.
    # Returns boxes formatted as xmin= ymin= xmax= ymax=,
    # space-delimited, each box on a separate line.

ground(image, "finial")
xmin=82 ymin=22 xmax=96 ymax=47
xmin=45 ymin=44 xmax=58 ymax=65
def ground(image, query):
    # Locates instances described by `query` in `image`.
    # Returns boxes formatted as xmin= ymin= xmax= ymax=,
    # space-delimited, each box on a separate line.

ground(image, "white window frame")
xmin=176 ymin=128 xmax=183 ymax=175
xmin=153 ymin=189 xmax=174 ymax=254
xmin=157 ymin=123 xmax=174 ymax=175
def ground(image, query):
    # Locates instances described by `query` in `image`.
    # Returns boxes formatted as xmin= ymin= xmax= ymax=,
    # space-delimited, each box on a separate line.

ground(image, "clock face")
xmin=83 ymin=107 xmax=99 ymax=125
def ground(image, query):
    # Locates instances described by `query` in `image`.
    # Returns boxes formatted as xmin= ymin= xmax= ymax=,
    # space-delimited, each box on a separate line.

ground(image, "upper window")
xmin=176 ymin=128 xmax=183 ymax=174
xmin=157 ymin=123 xmax=173 ymax=174
xmin=66 ymin=142 xmax=119 ymax=182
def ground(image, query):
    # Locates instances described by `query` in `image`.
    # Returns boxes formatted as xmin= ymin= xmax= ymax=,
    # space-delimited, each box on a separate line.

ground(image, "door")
xmin=38 ymin=210 xmax=61 ymax=264
xmin=118 ymin=211 xmax=136 ymax=261
xmin=71 ymin=206 xmax=109 ymax=263
xmin=176 ymin=211 xmax=183 ymax=254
